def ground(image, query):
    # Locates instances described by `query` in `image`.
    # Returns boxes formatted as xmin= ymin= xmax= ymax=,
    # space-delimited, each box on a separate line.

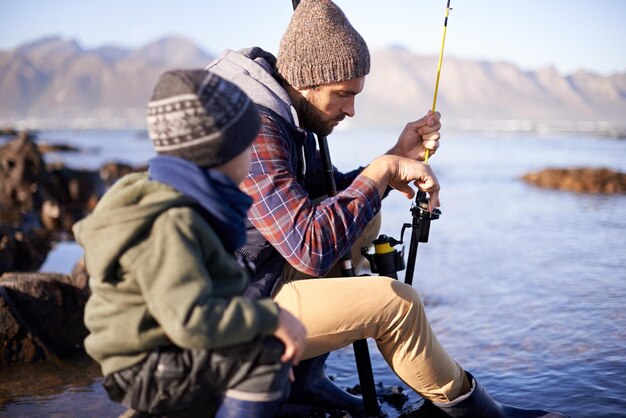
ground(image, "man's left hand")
xmin=387 ymin=110 xmax=441 ymax=162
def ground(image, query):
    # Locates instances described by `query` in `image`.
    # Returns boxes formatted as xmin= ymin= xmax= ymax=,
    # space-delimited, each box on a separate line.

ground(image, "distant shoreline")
xmin=2 ymin=118 xmax=625 ymax=139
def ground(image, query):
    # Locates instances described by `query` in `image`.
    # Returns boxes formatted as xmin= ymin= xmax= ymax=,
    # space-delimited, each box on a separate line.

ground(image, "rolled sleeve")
xmin=241 ymin=116 xmax=381 ymax=277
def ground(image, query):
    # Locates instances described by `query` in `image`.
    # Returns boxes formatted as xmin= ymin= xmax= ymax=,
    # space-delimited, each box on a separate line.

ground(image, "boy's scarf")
xmin=148 ymin=155 xmax=252 ymax=253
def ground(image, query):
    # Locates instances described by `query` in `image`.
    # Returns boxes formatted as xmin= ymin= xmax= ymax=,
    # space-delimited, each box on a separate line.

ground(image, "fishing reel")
xmin=401 ymin=190 xmax=441 ymax=244
xmin=362 ymin=190 xmax=441 ymax=284
xmin=361 ymin=234 xmax=405 ymax=278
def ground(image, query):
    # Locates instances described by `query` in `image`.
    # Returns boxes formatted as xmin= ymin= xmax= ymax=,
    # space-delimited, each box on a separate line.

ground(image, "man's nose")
xmin=342 ymin=97 xmax=355 ymax=117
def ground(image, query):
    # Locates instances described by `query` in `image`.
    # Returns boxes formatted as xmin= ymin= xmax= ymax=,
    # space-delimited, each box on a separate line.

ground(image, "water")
xmin=3 ymin=129 xmax=625 ymax=418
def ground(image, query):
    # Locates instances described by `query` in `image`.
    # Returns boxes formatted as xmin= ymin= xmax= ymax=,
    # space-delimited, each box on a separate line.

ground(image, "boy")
xmin=73 ymin=69 xmax=306 ymax=417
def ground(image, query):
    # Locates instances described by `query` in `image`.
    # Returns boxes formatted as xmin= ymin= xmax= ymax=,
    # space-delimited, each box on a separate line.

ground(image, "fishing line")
xmin=425 ymin=0 xmax=453 ymax=164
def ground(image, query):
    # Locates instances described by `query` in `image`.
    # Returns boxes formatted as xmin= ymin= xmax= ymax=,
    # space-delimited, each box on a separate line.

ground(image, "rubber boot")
xmin=285 ymin=353 xmax=366 ymax=414
xmin=215 ymin=396 xmax=283 ymax=418
xmin=436 ymin=372 xmax=569 ymax=418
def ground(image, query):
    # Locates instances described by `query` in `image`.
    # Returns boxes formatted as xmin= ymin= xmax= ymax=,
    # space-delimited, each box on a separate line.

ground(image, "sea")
xmin=1 ymin=128 xmax=625 ymax=418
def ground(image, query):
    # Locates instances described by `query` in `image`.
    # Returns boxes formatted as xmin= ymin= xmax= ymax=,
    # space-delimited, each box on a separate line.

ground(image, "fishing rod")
xmin=365 ymin=0 xmax=452 ymax=285
xmin=289 ymin=3 xmax=380 ymax=417
xmin=376 ymin=1 xmax=449 ymax=286
xmin=424 ymin=0 xmax=453 ymax=164
xmin=399 ymin=1 xmax=452 ymax=283
xmin=364 ymin=2 xmax=452 ymax=285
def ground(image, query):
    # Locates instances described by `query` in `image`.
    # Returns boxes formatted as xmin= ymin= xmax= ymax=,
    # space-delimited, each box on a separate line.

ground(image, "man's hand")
xmin=273 ymin=307 xmax=307 ymax=365
xmin=361 ymin=155 xmax=441 ymax=209
xmin=387 ymin=110 xmax=441 ymax=161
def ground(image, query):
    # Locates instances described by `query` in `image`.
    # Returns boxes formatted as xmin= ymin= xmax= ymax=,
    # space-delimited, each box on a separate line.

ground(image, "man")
xmin=74 ymin=70 xmax=307 ymax=417
xmin=208 ymin=0 xmax=567 ymax=416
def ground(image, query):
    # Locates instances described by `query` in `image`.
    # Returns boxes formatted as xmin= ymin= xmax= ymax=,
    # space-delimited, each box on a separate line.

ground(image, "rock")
xmin=100 ymin=161 xmax=146 ymax=188
xmin=0 ymin=272 xmax=89 ymax=367
xmin=375 ymin=383 xmax=409 ymax=410
xmin=398 ymin=399 xmax=447 ymax=418
xmin=0 ymin=131 xmax=51 ymax=213
xmin=0 ymin=130 xmax=142 ymax=272
xmin=0 ymin=223 xmax=54 ymax=272
xmin=0 ymin=287 xmax=54 ymax=366
xmin=37 ymin=142 xmax=81 ymax=153
xmin=70 ymin=257 xmax=90 ymax=293
xmin=522 ymin=167 xmax=626 ymax=194
xmin=0 ymin=127 xmax=20 ymax=136
xmin=46 ymin=166 xmax=102 ymax=235
xmin=0 ymin=129 xmax=103 ymax=225
xmin=1 ymin=131 xmax=62 ymax=271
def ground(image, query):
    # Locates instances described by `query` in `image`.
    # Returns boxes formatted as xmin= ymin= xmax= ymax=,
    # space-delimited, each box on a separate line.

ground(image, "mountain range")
xmin=1 ymin=36 xmax=624 ymax=133
xmin=0 ymin=36 xmax=212 ymax=129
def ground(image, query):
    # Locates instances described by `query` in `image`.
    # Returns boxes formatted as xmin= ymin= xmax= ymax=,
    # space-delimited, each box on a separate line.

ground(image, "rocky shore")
xmin=1 ymin=129 xmax=144 ymax=366
xmin=0 ymin=129 xmax=144 ymax=272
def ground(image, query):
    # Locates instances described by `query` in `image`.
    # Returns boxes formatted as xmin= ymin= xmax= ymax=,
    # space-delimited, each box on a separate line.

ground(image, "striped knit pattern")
xmin=147 ymin=69 xmax=260 ymax=168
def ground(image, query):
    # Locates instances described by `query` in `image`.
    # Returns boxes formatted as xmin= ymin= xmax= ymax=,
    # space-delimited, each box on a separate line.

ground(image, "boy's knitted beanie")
xmin=147 ymin=69 xmax=260 ymax=167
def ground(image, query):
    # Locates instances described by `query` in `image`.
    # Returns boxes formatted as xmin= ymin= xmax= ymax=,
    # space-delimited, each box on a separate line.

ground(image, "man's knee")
xmin=372 ymin=277 xmax=426 ymax=322
xmin=389 ymin=278 xmax=421 ymax=300
xmin=371 ymin=275 xmax=423 ymax=304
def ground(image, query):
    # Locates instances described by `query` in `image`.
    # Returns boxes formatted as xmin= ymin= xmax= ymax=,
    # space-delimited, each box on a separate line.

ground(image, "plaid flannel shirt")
xmin=240 ymin=114 xmax=381 ymax=277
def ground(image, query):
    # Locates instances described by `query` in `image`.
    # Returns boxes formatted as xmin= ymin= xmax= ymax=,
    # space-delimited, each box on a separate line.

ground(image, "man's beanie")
xmin=147 ymin=69 xmax=260 ymax=168
xmin=277 ymin=0 xmax=370 ymax=89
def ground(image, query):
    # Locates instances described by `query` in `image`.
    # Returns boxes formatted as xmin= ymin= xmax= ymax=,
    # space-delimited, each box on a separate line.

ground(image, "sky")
xmin=0 ymin=0 xmax=625 ymax=76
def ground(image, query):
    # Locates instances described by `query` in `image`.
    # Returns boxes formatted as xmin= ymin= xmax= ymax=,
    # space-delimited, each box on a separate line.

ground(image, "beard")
xmin=298 ymin=96 xmax=344 ymax=137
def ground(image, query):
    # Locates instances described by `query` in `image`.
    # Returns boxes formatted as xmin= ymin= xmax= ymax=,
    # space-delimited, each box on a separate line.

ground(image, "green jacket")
xmin=73 ymin=173 xmax=280 ymax=375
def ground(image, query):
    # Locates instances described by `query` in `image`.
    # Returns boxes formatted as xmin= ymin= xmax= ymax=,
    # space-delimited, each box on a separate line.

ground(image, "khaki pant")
xmin=274 ymin=213 xmax=470 ymax=403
